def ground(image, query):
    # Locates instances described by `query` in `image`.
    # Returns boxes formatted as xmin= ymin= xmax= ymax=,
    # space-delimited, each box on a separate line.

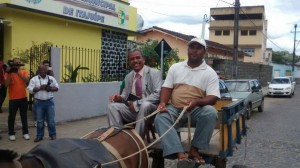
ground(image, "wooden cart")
xmin=149 ymin=99 xmax=247 ymax=168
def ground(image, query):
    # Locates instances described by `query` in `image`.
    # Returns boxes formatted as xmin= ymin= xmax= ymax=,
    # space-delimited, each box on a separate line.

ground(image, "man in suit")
xmin=107 ymin=49 xmax=162 ymax=139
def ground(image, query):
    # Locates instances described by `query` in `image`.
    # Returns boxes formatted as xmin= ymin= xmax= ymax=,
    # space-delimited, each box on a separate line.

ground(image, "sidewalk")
xmin=0 ymin=109 xmax=109 ymax=154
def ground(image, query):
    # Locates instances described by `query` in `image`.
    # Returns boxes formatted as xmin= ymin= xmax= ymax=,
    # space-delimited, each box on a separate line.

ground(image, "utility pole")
xmin=232 ymin=0 xmax=240 ymax=79
xmin=201 ymin=14 xmax=209 ymax=39
xmin=292 ymin=24 xmax=297 ymax=73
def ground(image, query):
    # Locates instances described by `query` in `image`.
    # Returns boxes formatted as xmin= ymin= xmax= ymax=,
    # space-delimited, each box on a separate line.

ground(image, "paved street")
xmin=227 ymin=84 xmax=300 ymax=168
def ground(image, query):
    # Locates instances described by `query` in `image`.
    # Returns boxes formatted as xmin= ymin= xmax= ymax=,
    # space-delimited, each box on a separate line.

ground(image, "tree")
xmin=272 ymin=51 xmax=293 ymax=64
xmin=13 ymin=41 xmax=53 ymax=77
xmin=137 ymin=39 xmax=180 ymax=79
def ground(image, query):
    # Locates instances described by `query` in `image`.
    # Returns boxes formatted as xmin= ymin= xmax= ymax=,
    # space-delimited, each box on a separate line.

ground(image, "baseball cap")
xmin=188 ymin=37 xmax=206 ymax=49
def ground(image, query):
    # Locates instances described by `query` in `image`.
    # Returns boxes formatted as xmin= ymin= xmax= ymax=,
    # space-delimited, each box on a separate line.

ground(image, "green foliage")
xmin=63 ymin=64 xmax=89 ymax=83
xmin=15 ymin=41 xmax=53 ymax=63
xmin=137 ymin=39 xmax=180 ymax=79
xmin=272 ymin=51 xmax=293 ymax=64
xmin=14 ymin=41 xmax=53 ymax=77
xmin=82 ymin=73 xmax=100 ymax=82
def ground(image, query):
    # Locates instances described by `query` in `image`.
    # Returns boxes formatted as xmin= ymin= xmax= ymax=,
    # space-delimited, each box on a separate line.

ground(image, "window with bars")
xmin=215 ymin=30 xmax=222 ymax=36
xmin=242 ymin=48 xmax=255 ymax=56
xmin=241 ymin=30 xmax=248 ymax=36
xmin=249 ymin=30 xmax=257 ymax=36
xmin=223 ymin=30 xmax=230 ymax=36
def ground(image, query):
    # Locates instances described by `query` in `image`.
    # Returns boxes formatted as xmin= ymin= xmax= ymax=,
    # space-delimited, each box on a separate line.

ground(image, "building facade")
xmin=136 ymin=26 xmax=244 ymax=62
xmin=0 ymin=0 xmax=139 ymax=78
xmin=209 ymin=6 xmax=269 ymax=64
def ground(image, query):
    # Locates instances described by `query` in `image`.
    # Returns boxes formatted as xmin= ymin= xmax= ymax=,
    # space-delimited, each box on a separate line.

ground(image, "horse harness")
xmin=89 ymin=126 xmax=148 ymax=168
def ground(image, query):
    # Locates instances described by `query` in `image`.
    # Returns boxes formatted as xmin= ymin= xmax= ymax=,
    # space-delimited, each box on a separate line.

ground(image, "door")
xmin=0 ymin=22 xmax=4 ymax=60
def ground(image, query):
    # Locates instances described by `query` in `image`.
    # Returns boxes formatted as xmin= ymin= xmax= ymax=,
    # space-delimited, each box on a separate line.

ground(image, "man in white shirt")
xmin=27 ymin=65 xmax=59 ymax=142
xmin=154 ymin=38 xmax=220 ymax=167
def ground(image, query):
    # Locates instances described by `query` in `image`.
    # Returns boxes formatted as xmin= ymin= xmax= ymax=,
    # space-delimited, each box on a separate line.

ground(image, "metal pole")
xmin=160 ymin=41 xmax=164 ymax=75
xmin=232 ymin=0 xmax=240 ymax=79
xmin=201 ymin=14 xmax=208 ymax=39
xmin=292 ymin=24 xmax=297 ymax=73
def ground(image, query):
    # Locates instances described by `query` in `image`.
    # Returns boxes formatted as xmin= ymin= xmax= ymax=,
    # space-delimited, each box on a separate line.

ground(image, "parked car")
xmin=224 ymin=79 xmax=264 ymax=119
xmin=219 ymin=79 xmax=232 ymax=100
xmin=267 ymin=77 xmax=295 ymax=97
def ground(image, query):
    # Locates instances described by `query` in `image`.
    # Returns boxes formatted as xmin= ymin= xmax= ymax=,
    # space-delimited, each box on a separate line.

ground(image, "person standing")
xmin=42 ymin=60 xmax=54 ymax=76
xmin=32 ymin=60 xmax=54 ymax=127
xmin=0 ymin=60 xmax=7 ymax=113
xmin=107 ymin=49 xmax=162 ymax=139
xmin=4 ymin=57 xmax=30 ymax=141
xmin=27 ymin=65 xmax=59 ymax=142
xmin=154 ymin=38 xmax=220 ymax=167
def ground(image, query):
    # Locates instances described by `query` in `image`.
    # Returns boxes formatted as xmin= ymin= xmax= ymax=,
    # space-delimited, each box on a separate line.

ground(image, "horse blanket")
xmin=24 ymin=138 xmax=119 ymax=168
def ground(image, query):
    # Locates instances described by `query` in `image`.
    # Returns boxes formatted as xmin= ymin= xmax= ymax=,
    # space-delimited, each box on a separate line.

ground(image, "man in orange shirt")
xmin=4 ymin=57 xmax=30 ymax=141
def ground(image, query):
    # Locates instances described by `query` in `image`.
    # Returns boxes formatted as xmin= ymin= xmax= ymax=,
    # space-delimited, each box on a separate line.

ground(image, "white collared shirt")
xmin=163 ymin=60 xmax=220 ymax=108
xmin=27 ymin=75 xmax=59 ymax=100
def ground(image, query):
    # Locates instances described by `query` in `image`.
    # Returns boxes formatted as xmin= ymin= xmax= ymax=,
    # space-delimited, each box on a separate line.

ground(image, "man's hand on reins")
xmin=157 ymin=102 xmax=168 ymax=112
xmin=186 ymin=99 xmax=198 ymax=112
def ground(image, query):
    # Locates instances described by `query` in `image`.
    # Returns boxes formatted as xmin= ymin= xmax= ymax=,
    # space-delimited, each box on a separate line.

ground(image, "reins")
xmin=100 ymin=106 xmax=188 ymax=166
xmin=124 ymin=109 xmax=160 ymax=127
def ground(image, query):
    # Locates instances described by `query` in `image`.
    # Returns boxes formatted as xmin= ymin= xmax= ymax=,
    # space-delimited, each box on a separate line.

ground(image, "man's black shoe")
xmin=50 ymin=135 xmax=56 ymax=140
xmin=34 ymin=137 xmax=43 ymax=142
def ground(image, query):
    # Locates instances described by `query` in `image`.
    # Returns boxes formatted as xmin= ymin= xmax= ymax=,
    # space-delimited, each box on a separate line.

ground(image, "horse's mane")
xmin=0 ymin=149 xmax=19 ymax=162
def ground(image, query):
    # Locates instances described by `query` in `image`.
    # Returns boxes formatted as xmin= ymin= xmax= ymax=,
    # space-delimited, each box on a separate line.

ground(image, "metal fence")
xmin=60 ymin=46 xmax=101 ymax=83
xmin=28 ymin=44 xmax=132 ymax=83
xmin=29 ymin=44 xmax=51 ymax=78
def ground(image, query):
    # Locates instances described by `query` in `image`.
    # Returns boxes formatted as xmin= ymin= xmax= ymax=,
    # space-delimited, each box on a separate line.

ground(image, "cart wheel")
xmin=149 ymin=149 xmax=164 ymax=168
xmin=213 ymin=157 xmax=226 ymax=168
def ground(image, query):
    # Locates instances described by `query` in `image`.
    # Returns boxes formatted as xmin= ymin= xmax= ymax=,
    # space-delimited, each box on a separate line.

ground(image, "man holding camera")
xmin=4 ymin=57 xmax=30 ymax=141
xmin=27 ymin=65 xmax=59 ymax=142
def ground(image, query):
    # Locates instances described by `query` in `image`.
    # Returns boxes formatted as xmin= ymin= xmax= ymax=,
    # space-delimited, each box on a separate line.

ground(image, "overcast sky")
xmin=129 ymin=0 xmax=300 ymax=55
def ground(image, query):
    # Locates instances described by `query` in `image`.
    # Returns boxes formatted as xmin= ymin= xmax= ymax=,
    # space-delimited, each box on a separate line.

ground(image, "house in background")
xmin=135 ymin=26 xmax=245 ymax=69
xmin=209 ymin=6 xmax=269 ymax=64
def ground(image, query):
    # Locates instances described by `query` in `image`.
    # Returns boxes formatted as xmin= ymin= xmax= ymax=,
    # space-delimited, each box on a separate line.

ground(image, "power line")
xmin=219 ymin=0 xmax=234 ymax=6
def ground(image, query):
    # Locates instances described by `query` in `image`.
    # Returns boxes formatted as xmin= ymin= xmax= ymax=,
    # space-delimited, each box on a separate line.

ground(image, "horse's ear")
xmin=0 ymin=149 xmax=19 ymax=162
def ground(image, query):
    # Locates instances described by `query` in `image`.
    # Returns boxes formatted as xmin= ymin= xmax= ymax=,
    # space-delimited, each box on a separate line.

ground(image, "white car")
xmin=268 ymin=77 xmax=295 ymax=97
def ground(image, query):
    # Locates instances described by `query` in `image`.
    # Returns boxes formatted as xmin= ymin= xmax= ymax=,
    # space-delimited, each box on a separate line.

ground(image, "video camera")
xmin=2 ymin=60 xmax=25 ymax=73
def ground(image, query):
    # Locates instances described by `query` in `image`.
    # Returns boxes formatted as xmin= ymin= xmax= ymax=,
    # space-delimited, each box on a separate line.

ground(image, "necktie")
xmin=135 ymin=74 xmax=142 ymax=98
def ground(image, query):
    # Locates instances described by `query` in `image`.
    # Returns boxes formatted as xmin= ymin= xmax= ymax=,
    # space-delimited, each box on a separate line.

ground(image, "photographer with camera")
xmin=32 ymin=60 xmax=54 ymax=127
xmin=27 ymin=65 xmax=59 ymax=142
xmin=4 ymin=57 xmax=30 ymax=141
